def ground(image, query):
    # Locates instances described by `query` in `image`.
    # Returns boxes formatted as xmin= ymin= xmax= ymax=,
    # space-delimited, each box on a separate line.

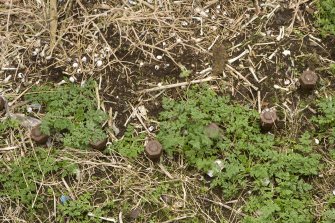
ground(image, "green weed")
xmin=316 ymin=0 xmax=335 ymax=35
xmin=0 ymin=148 xmax=77 ymax=217
xmin=25 ymin=80 xmax=107 ymax=149
xmin=157 ymin=86 xmax=322 ymax=222
xmin=106 ymin=125 xmax=145 ymax=158
xmin=57 ymin=193 xmax=105 ymax=223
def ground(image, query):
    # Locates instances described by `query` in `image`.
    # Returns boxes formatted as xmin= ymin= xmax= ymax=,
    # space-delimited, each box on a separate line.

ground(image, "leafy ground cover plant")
xmin=312 ymin=96 xmax=335 ymax=144
xmin=106 ymin=125 xmax=146 ymax=158
xmin=0 ymin=148 xmax=77 ymax=219
xmin=25 ymin=80 xmax=107 ymax=149
xmin=157 ymin=86 xmax=322 ymax=222
xmin=57 ymin=193 xmax=106 ymax=223
xmin=317 ymin=0 xmax=335 ymax=35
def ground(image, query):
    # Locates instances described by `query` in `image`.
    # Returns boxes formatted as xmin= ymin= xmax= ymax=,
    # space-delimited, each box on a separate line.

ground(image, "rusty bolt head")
xmin=89 ymin=138 xmax=108 ymax=150
xmin=31 ymin=125 xmax=49 ymax=144
xmin=300 ymin=70 xmax=318 ymax=90
xmin=145 ymin=139 xmax=163 ymax=161
xmin=128 ymin=207 xmax=141 ymax=220
xmin=260 ymin=109 xmax=277 ymax=131
xmin=0 ymin=97 xmax=5 ymax=111
xmin=204 ymin=123 xmax=221 ymax=138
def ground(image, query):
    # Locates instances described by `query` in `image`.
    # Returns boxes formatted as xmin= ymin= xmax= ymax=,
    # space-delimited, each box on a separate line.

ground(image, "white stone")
xmin=282 ymin=50 xmax=291 ymax=56
xmin=69 ymin=76 xmax=76 ymax=83
xmin=96 ymin=60 xmax=103 ymax=67
xmin=72 ymin=62 xmax=79 ymax=68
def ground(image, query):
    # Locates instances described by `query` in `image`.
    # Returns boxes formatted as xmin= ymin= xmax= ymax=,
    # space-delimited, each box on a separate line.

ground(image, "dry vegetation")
xmin=1 ymin=0 xmax=335 ymax=222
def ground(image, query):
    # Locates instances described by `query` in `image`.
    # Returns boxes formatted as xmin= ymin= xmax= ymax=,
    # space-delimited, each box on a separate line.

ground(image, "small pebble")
xmin=72 ymin=62 xmax=79 ymax=68
xmin=69 ymin=76 xmax=76 ymax=83
xmin=60 ymin=195 xmax=71 ymax=204
xmin=282 ymin=50 xmax=291 ymax=56
xmin=96 ymin=60 xmax=103 ymax=67
xmin=156 ymin=55 xmax=163 ymax=60
xmin=81 ymin=56 xmax=87 ymax=63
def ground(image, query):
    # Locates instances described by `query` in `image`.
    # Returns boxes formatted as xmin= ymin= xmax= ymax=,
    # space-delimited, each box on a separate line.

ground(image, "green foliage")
xmin=25 ymin=80 xmax=107 ymax=149
xmin=179 ymin=64 xmax=192 ymax=77
xmin=157 ymin=86 xmax=321 ymax=222
xmin=0 ymin=148 xmax=77 ymax=211
xmin=317 ymin=0 xmax=335 ymax=35
xmin=0 ymin=118 xmax=19 ymax=134
xmin=312 ymin=96 xmax=335 ymax=144
xmin=57 ymin=193 xmax=104 ymax=223
xmin=0 ymin=118 xmax=19 ymax=144
xmin=330 ymin=64 xmax=335 ymax=75
xmin=107 ymin=125 xmax=145 ymax=158
xmin=321 ymin=209 xmax=335 ymax=223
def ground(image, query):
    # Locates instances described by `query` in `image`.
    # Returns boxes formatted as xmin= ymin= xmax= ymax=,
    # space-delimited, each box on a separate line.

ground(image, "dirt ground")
xmin=1 ymin=0 xmax=335 ymax=222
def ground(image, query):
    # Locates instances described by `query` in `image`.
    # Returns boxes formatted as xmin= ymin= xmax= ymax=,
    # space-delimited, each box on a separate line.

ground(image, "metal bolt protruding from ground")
xmin=300 ymin=70 xmax=318 ymax=90
xmin=260 ymin=109 xmax=277 ymax=131
xmin=204 ymin=123 xmax=221 ymax=138
xmin=90 ymin=138 xmax=108 ymax=150
xmin=0 ymin=96 xmax=5 ymax=112
xmin=145 ymin=139 xmax=163 ymax=161
xmin=31 ymin=125 xmax=49 ymax=144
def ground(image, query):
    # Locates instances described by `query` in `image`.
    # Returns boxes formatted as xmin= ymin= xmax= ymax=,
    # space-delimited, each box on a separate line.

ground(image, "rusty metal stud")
xmin=31 ymin=125 xmax=49 ymax=144
xmin=300 ymin=70 xmax=318 ymax=90
xmin=260 ymin=109 xmax=277 ymax=131
xmin=0 ymin=96 xmax=5 ymax=112
xmin=145 ymin=139 xmax=163 ymax=161
xmin=90 ymin=138 xmax=108 ymax=150
xmin=204 ymin=123 xmax=221 ymax=138
xmin=128 ymin=207 xmax=141 ymax=220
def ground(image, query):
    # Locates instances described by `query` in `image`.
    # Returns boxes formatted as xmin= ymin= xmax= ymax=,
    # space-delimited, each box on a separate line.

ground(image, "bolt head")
xmin=261 ymin=109 xmax=277 ymax=123
xmin=300 ymin=70 xmax=318 ymax=89
xmin=89 ymin=138 xmax=108 ymax=150
xmin=145 ymin=139 xmax=163 ymax=161
xmin=260 ymin=109 xmax=277 ymax=131
xmin=0 ymin=97 xmax=5 ymax=111
xmin=31 ymin=125 xmax=49 ymax=144
xmin=204 ymin=123 xmax=221 ymax=138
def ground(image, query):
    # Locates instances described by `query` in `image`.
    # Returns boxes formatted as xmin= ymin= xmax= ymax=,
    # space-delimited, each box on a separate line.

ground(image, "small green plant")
xmin=316 ymin=0 xmax=335 ymax=35
xmin=330 ymin=64 xmax=335 ymax=75
xmin=312 ymin=96 xmax=335 ymax=145
xmin=0 ymin=148 xmax=77 ymax=214
xmin=179 ymin=65 xmax=191 ymax=78
xmin=107 ymin=125 xmax=145 ymax=158
xmin=157 ymin=86 xmax=322 ymax=222
xmin=25 ymin=80 xmax=107 ymax=149
xmin=0 ymin=118 xmax=19 ymax=144
xmin=57 ymin=193 xmax=105 ymax=223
